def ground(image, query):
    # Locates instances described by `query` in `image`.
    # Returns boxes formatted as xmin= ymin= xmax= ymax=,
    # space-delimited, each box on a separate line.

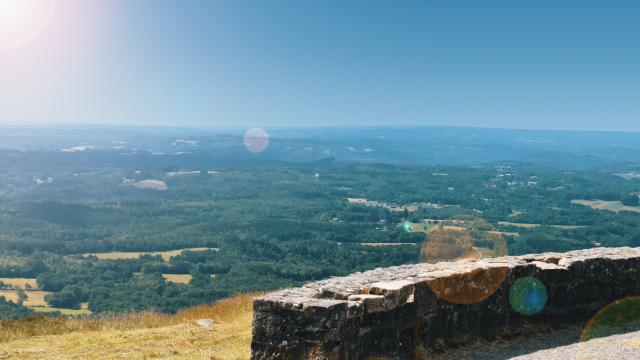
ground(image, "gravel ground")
xmin=433 ymin=327 xmax=640 ymax=360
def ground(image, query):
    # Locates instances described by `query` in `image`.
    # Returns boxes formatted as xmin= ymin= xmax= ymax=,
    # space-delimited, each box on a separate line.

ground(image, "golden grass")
xmin=30 ymin=307 xmax=92 ymax=316
xmin=0 ymin=290 xmax=50 ymax=307
xmin=0 ymin=278 xmax=38 ymax=290
xmin=498 ymin=221 xmax=586 ymax=230
xmin=571 ymin=199 xmax=640 ymax=214
xmin=486 ymin=230 xmax=520 ymax=237
xmin=0 ymin=293 xmax=259 ymax=360
xmin=161 ymin=274 xmax=192 ymax=284
xmin=82 ymin=247 xmax=220 ymax=261
xmin=0 ymin=290 xmax=19 ymax=302
xmin=21 ymin=291 xmax=50 ymax=308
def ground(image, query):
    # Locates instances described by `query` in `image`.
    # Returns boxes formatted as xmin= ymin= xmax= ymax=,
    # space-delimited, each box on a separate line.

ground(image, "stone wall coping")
xmin=257 ymin=247 xmax=640 ymax=312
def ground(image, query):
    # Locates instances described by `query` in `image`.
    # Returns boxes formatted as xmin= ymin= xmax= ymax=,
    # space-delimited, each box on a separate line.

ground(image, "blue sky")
xmin=0 ymin=0 xmax=638 ymax=130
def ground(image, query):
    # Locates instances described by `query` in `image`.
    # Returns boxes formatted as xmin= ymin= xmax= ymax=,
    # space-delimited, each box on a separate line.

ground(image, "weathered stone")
xmin=251 ymin=247 xmax=640 ymax=360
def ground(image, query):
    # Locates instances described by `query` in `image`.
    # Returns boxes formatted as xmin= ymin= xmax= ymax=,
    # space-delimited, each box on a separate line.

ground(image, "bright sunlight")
xmin=0 ymin=0 xmax=55 ymax=49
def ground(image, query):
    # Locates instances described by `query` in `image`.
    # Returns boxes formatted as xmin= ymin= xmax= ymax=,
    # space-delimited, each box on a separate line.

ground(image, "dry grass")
xmin=486 ymin=230 xmax=520 ymax=237
xmin=498 ymin=221 xmax=541 ymax=229
xmin=21 ymin=291 xmax=50 ymax=308
xmin=161 ymin=274 xmax=217 ymax=284
xmin=0 ymin=290 xmax=50 ymax=307
xmin=30 ymin=307 xmax=92 ymax=316
xmin=498 ymin=221 xmax=586 ymax=230
xmin=161 ymin=274 xmax=192 ymax=284
xmin=0 ymin=293 xmax=259 ymax=359
xmin=571 ymin=199 xmax=640 ymax=214
xmin=0 ymin=278 xmax=38 ymax=290
xmin=82 ymin=247 xmax=219 ymax=261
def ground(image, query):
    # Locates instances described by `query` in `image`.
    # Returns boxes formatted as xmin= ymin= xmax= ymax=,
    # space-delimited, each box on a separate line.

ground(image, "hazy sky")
xmin=0 ymin=0 xmax=638 ymax=131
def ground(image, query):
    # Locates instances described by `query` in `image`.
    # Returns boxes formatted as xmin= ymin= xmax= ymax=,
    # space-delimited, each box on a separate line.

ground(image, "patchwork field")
xmin=132 ymin=179 xmax=167 ymax=191
xmin=161 ymin=274 xmax=193 ymax=284
xmin=486 ymin=230 xmax=520 ymax=237
xmin=0 ymin=278 xmax=38 ymax=289
xmin=83 ymin=247 xmax=219 ymax=261
xmin=571 ymin=200 xmax=640 ymax=214
xmin=497 ymin=222 xmax=586 ymax=230
xmin=31 ymin=306 xmax=92 ymax=316
xmin=0 ymin=290 xmax=92 ymax=315
xmin=0 ymin=290 xmax=50 ymax=307
xmin=359 ymin=243 xmax=417 ymax=247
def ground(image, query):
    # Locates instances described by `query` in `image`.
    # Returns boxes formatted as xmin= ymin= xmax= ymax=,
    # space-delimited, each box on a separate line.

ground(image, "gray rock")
xmin=251 ymin=247 xmax=640 ymax=359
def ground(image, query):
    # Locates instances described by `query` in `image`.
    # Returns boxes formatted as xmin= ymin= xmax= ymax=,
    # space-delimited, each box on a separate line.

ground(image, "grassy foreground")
xmin=0 ymin=293 xmax=258 ymax=360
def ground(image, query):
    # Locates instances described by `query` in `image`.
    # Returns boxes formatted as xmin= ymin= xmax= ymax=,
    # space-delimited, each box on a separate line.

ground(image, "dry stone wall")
xmin=251 ymin=247 xmax=640 ymax=359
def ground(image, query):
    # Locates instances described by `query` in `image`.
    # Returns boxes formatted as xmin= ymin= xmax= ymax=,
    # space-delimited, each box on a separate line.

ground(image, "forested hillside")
xmin=1 ymin=128 xmax=639 ymax=317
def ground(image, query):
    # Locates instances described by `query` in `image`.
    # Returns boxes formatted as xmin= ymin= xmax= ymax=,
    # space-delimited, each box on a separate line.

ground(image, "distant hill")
xmin=2 ymin=125 xmax=640 ymax=170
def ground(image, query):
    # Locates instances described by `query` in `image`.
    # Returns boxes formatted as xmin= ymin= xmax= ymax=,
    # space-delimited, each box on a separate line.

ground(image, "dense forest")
xmin=1 ymin=128 xmax=639 ymax=318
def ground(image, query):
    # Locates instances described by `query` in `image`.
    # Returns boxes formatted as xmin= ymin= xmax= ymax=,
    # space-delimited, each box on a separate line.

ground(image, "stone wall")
xmin=251 ymin=247 xmax=640 ymax=359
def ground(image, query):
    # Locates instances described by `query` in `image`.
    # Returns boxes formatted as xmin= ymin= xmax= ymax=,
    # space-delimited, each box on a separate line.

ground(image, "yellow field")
xmin=31 ymin=307 xmax=92 ymax=316
xmin=0 ymin=290 xmax=93 ymax=315
xmin=0 ymin=290 xmax=50 ymax=307
xmin=486 ymin=230 xmax=520 ymax=237
xmin=22 ymin=291 xmax=50 ymax=307
xmin=82 ymin=247 xmax=219 ymax=261
xmin=498 ymin=221 xmax=586 ymax=230
xmin=571 ymin=199 xmax=640 ymax=214
xmin=161 ymin=274 xmax=217 ymax=284
xmin=0 ymin=290 xmax=19 ymax=303
xmin=0 ymin=278 xmax=38 ymax=289
xmin=359 ymin=243 xmax=417 ymax=247
xmin=161 ymin=274 xmax=192 ymax=284
xmin=0 ymin=293 xmax=258 ymax=359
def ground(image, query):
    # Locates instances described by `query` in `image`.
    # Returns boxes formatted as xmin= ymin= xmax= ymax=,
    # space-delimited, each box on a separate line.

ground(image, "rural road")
xmin=434 ymin=327 xmax=640 ymax=360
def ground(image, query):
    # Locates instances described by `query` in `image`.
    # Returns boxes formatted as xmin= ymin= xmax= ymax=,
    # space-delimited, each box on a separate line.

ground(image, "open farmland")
xmin=571 ymin=200 xmax=640 ymax=214
xmin=161 ymin=274 xmax=217 ymax=284
xmin=132 ymin=179 xmax=168 ymax=191
xmin=497 ymin=222 xmax=587 ymax=230
xmin=359 ymin=243 xmax=417 ymax=247
xmin=0 ymin=278 xmax=37 ymax=289
xmin=161 ymin=274 xmax=193 ymax=284
xmin=0 ymin=290 xmax=92 ymax=315
xmin=2 ymin=146 xmax=640 ymax=318
xmin=0 ymin=290 xmax=50 ymax=307
xmin=82 ymin=248 xmax=219 ymax=261
xmin=31 ymin=304 xmax=91 ymax=316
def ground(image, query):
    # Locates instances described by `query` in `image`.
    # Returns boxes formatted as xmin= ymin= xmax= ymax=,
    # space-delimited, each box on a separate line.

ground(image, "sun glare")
xmin=0 ymin=0 xmax=55 ymax=50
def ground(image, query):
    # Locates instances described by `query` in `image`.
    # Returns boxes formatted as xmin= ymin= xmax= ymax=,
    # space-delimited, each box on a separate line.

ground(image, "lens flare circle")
xmin=577 ymin=297 xmax=640 ymax=360
xmin=0 ymin=0 xmax=56 ymax=50
xmin=419 ymin=217 xmax=509 ymax=304
xmin=243 ymin=128 xmax=270 ymax=154
xmin=509 ymin=277 xmax=548 ymax=315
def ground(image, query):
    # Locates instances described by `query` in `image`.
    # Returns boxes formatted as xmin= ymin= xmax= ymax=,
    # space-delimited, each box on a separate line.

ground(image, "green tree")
xmin=621 ymin=194 xmax=639 ymax=207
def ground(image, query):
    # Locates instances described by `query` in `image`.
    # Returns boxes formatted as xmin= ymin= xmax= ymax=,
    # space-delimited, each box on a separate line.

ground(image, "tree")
xmin=621 ymin=194 xmax=639 ymax=207
xmin=45 ymin=286 xmax=85 ymax=309
xmin=190 ymin=265 xmax=213 ymax=287
xmin=16 ymin=289 xmax=27 ymax=306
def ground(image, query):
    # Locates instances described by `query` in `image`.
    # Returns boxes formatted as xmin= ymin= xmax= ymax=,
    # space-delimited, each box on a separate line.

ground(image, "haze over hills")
xmin=2 ymin=126 xmax=640 ymax=170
